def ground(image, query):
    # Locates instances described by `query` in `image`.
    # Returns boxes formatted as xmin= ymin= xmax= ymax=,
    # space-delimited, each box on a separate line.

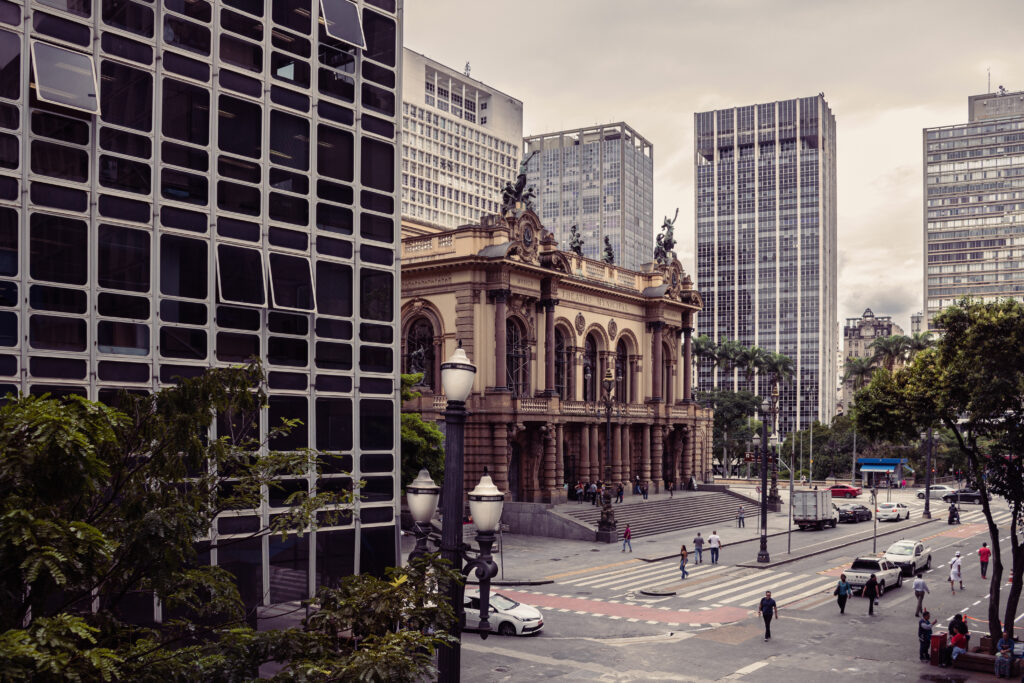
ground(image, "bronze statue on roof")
xmin=654 ymin=208 xmax=679 ymax=266
xmin=500 ymin=150 xmax=540 ymax=217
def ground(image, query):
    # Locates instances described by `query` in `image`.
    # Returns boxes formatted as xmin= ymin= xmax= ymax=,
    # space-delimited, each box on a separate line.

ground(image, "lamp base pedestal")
xmin=595 ymin=529 xmax=618 ymax=544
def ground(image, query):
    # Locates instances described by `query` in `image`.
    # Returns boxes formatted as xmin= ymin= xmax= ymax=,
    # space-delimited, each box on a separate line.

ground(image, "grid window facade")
xmin=0 ymin=0 xmax=402 ymax=614
xmin=694 ymin=96 xmax=838 ymax=435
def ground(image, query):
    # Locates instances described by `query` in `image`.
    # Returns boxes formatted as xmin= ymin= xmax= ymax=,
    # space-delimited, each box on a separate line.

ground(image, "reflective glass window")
xmin=99 ymin=155 xmax=151 ymax=194
xmin=38 ymin=0 xmax=91 ymax=17
xmin=269 ymin=253 xmax=314 ymax=311
xmin=360 ymin=138 xmax=393 ymax=191
xmin=30 ymin=213 xmax=86 ymax=285
xmin=359 ymin=269 xmax=391 ymax=322
xmin=29 ymin=285 xmax=86 ymax=313
xmin=216 ymin=331 xmax=259 ymax=362
xmin=159 ymin=234 xmax=207 ymax=299
xmin=270 ymin=111 xmax=309 ymax=170
xmin=163 ymin=16 xmax=210 ymax=55
xmin=360 ymin=399 xmax=392 ymax=450
xmin=100 ymin=61 xmax=152 ymax=131
xmin=31 ymin=42 xmax=99 ymax=114
xmin=268 ymin=192 xmax=307 ymax=225
xmin=316 ymin=397 xmax=351 ymax=450
xmin=162 ymin=79 xmax=209 ymax=144
xmin=161 ymin=168 xmax=207 ymax=204
xmin=0 ymin=207 xmax=15 ymax=276
xmin=101 ymin=33 xmax=153 ymax=65
xmin=30 ymin=314 xmax=85 ymax=351
xmin=31 ymin=141 xmax=88 ymax=182
xmin=220 ymin=34 xmax=262 ymax=73
xmin=267 ymin=336 xmax=306 ymax=366
xmin=317 ymin=125 xmax=352 ymax=181
xmin=98 ymin=321 xmax=149 ymax=355
xmin=217 ymin=244 xmax=266 ymax=306
xmin=316 ymin=261 xmax=351 ymax=317
xmin=221 ymin=8 xmax=263 ymax=39
xmin=269 ymin=395 xmax=308 ymax=450
xmin=271 ymin=52 xmax=309 ymax=87
xmin=33 ymin=12 xmax=90 ymax=47
xmin=218 ymin=95 xmax=261 ymax=158
xmin=320 ymin=0 xmax=363 ymax=48
xmin=165 ymin=0 xmax=211 ymax=21
xmin=97 ymin=292 xmax=148 ymax=319
xmin=362 ymin=9 xmax=394 ymax=66
xmin=31 ymin=356 xmax=87 ymax=379
xmin=98 ymin=225 xmax=149 ymax=292
xmin=159 ymin=326 xmax=206 ymax=359
xmin=274 ymin=0 xmax=311 ymax=34
xmin=102 ymin=0 xmax=154 ymax=37
xmin=217 ymin=180 xmax=260 ymax=215
xmin=0 ymin=29 xmax=20 ymax=100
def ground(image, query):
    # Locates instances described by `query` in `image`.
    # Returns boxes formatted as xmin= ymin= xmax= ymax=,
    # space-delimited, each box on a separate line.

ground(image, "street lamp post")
xmin=753 ymin=399 xmax=772 ymax=564
xmin=602 ymin=366 xmax=615 ymax=487
xmin=766 ymin=384 xmax=781 ymax=505
xmin=922 ymin=428 xmax=933 ymax=519
xmin=405 ymin=345 xmax=505 ymax=683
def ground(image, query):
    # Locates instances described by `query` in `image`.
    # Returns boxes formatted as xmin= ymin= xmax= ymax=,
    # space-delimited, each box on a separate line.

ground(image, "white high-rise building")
xmin=400 ymin=49 xmax=523 ymax=229
xmin=523 ymin=123 xmax=654 ymax=271
xmin=694 ymin=95 xmax=838 ymax=434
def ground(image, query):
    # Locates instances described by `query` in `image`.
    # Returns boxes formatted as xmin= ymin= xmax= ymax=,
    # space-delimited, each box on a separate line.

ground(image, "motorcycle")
xmin=947 ymin=508 xmax=961 ymax=525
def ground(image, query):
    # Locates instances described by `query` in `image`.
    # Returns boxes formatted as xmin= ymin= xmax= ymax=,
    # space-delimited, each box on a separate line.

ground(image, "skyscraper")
xmin=524 ymin=123 xmax=654 ymax=271
xmin=400 ymin=49 xmax=522 ymax=229
xmin=923 ymin=89 xmax=1024 ymax=329
xmin=0 ymin=0 xmax=402 ymax=615
xmin=695 ymin=95 xmax=838 ymax=434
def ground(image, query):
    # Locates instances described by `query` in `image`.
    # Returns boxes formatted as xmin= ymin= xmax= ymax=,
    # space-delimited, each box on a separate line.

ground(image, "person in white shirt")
xmin=913 ymin=573 xmax=930 ymax=616
xmin=707 ymin=531 xmax=722 ymax=564
xmin=949 ymin=551 xmax=964 ymax=594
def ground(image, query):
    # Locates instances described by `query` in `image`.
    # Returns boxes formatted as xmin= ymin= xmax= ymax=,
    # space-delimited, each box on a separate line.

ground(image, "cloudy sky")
xmin=404 ymin=0 xmax=1024 ymax=331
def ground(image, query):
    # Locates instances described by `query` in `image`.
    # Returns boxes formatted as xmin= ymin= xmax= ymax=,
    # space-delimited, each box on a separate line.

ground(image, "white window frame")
xmin=216 ymin=244 xmax=268 ymax=308
xmin=268 ymin=252 xmax=317 ymax=313
xmin=319 ymin=0 xmax=366 ymax=49
xmin=30 ymin=41 xmax=101 ymax=115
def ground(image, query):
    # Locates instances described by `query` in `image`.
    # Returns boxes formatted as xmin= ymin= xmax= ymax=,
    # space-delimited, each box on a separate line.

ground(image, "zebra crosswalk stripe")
xmin=697 ymin=571 xmax=791 ymax=602
xmin=722 ymin=572 xmax=821 ymax=604
xmin=678 ymin=570 xmax=783 ymax=598
xmin=593 ymin=563 xmax=731 ymax=591
xmin=762 ymin=577 xmax=839 ymax=607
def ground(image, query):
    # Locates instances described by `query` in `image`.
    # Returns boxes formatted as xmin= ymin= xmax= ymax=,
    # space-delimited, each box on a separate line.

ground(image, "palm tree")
xmin=906 ymin=331 xmax=934 ymax=360
xmin=842 ymin=355 xmax=875 ymax=391
xmin=759 ymin=351 xmax=795 ymax=390
xmin=715 ymin=338 xmax=743 ymax=373
xmin=735 ymin=345 xmax=769 ymax=387
xmin=868 ymin=334 xmax=911 ymax=372
xmin=693 ymin=334 xmax=718 ymax=365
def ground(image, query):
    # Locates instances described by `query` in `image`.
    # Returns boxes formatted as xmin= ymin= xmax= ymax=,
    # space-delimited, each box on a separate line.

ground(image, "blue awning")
xmin=860 ymin=465 xmax=896 ymax=472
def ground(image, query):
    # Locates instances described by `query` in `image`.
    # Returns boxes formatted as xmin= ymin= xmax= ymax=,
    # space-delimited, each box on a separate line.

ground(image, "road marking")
xmin=543 ymin=557 xmax=642 ymax=581
xmin=699 ymin=571 xmax=789 ymax=602
xmin=726 ymin=660 xmax=771 ymax=678
xmin=681 ymin=571 xmax=784 ymax=599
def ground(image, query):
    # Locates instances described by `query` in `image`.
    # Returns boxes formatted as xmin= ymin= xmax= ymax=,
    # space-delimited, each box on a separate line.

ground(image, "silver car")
xmin=464 ymin=590 xmax=544 ymax=636
xmin=916 ymin=484 xmax=955 ymax=499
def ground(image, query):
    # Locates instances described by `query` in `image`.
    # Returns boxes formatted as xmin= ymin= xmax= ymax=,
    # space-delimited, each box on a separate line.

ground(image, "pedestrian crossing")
xmin=554 ymin=560 xmax=839 ymax=610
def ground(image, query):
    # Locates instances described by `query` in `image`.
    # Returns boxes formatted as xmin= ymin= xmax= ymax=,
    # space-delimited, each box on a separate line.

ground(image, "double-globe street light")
xmin=584 ymin=365 xmax=617 ymax=485
xmin=405 ymin=344 xmax=504 ymax=683
xmin=751 ymin=383 xmax=780 ymax=563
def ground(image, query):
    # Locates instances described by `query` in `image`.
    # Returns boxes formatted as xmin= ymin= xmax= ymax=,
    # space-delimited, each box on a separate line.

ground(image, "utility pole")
xmin=851 ymin=428 xmax=857 ymax=485
xmin=809 ymin=421 xmax=814 ymax=483
xmin=923 ymin=428 xmax=933 ymax=519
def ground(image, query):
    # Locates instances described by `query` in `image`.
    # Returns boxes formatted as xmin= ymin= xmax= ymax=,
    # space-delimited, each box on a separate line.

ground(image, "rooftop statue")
xmin=654 ymin=208 xmax=679 ymax=266
xmin=568 ymin=224 xmax=583 ymax=257
xmin=500 ymin=150 xmax=540 ymax=217
xmin=601 ymin=235 xmax=614 ymax=265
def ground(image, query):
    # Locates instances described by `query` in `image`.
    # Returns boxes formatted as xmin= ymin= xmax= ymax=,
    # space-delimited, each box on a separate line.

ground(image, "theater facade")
xmin=400 ymin=208 xmax=713 ymax=504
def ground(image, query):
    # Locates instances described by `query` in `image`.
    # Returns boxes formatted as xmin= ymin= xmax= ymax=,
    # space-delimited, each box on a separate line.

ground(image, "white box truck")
xmin=792 ymin=489 xmax=838 ymax=530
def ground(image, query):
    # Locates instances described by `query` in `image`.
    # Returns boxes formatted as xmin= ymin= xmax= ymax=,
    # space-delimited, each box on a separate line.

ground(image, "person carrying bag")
xmin=834 ymin=573 xmax=852 ymax=614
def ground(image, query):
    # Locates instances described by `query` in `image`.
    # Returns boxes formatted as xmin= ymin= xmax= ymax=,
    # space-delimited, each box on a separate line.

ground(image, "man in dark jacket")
xmin=758 ymin=590 xmax=778 ymax=641
xmin=863 ymin=574 xmax=879 ymax=616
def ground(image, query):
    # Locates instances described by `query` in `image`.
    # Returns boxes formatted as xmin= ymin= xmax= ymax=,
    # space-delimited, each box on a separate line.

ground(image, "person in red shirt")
xmin=979 ymin=542 xmax=991 ymax=579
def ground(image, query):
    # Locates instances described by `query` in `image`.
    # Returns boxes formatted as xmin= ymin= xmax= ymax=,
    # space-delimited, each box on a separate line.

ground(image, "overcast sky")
xmin=404 ymin=0 xmax=1024 ymax=332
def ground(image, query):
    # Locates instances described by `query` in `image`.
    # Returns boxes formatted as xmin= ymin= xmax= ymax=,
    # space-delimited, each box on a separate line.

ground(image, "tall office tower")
xmin=0 ymin=0 xmax=402 ymax=616
xmin=923 ymin=90 xmax=1024 ymax=329
xmin=400 ymin=49 xmax=522 ymax=229
xmin=524 ymin=123 xmax=654 ymax=271
xmin=695 ymin=95 xmax=838 ymax=434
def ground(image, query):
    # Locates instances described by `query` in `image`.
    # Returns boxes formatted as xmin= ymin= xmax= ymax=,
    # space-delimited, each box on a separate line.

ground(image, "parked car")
xmin=877 ymin=502 xmax=911 ymax=521
xmin=464 ymin=589 xmax=543 ymax=636
xmin=838 ymin=503 xmax=872 ymax=523
xmin=883 ymin=540 xmax=932 ymax=575
xmin=941 ymin=488 xmax=992 ymax=504
xmin=916 ymin=484 xmax=956 ymax=500
xmin=845 ymin=556 xmax=903 ymax=594
xmin=829 ymin=484 xmax=863 ymax=498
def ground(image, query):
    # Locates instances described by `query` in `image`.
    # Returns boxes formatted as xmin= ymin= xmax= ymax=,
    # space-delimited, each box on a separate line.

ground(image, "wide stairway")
xmin=560 ymin=490 xmax=758 ymax=539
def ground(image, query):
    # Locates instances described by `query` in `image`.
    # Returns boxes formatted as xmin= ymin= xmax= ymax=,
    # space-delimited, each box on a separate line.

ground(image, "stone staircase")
xmin=560 ymin=490 xmax=759 ymax=539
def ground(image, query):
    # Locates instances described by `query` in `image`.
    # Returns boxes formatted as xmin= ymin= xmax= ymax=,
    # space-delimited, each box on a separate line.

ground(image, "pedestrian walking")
xmin=641 ymin=482 xmax=648 ymax=501
xmin=834 ymin=573 xmax=852 ymax=614
xmin=668 ymin=480 xmax=674 ymax=498
xmin=692 ymin=532 xmax=704 ymax=564
xmin=913 ymin=572 xmax=930 ymax=617
xmin=634 ymin=474 xmax=640 ymax=495
xmin=918 ymin=610 xmax=937 ymax=662
xmin=679 ymin=544 xmax=689 ymax=579
xmin=615 ymin=483 xmax=624 ymax=504
xmin=979 ymin=542 xmax=991 ymax=579
xmin=574 ymin=482 xmax=584 ymax=504
xmin=737 ymin=505 xmax=745 ymax=528
xmin=707 ymin=530 xmax=722 ymax=564
xmin=949 ymin=551 xmax=963 ymax=594
xmin=621 ymin=523 xmax=632 ymax=552
xmin=758 ymin=590 xmax=778 ymax=640
xmin=589 ymin=482 xmax=598 ymax=505
xmin=863 ymin=573 xmax=879 ymax=616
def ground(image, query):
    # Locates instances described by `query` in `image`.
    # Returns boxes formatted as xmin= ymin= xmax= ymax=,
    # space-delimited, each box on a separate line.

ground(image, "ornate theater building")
xmin=400 ymin=208 xmax=713 ymax=504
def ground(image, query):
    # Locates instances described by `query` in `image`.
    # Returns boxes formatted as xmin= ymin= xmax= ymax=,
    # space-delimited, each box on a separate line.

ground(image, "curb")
xmin=638 ymin=522 xmax=794 ymax=563
xmin=466 ymin=579 xmax=555 ymax=587
xmin=639 ymin=588 xmax=677 ymax=597
xmin=734 ymin=516 xmax=940 ymax=568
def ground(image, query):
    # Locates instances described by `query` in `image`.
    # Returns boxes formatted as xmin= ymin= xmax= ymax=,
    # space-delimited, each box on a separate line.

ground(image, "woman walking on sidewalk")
xmin=679 ymin=544 xmax=689 ymax=580
xmin=863 ymin=574 xmax=879 ymax=616
xmin=834 ymin=573 xmax=852 ymax=614
xmin=622 ymin=524 xmax=632 ymax=553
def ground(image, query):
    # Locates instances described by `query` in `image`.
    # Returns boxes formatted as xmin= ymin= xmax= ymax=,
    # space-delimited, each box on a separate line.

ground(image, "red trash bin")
xmin=930 ymin=632 xmax=947 ymax=666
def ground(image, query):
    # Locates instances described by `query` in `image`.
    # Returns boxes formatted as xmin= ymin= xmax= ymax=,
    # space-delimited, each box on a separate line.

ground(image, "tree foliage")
xmin=0 ymin=364 xmax=456 ymax=681
xmin=698 ymin=390 xmax=760 ymax=476
xmin=400 ymin=374 xmax=445 ymax=490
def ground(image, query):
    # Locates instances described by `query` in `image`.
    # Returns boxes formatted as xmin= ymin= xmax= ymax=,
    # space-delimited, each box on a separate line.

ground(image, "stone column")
xmin=673 ymin=428 xmax=684 ymax=487
xmin=492 ymin=422 xmax=509 ymax=495
xmin=629 ymin=356 xmax=640 ymax=404
xmin=641 ymin=423 xmax=651 ymax=486
xmin=432 ymin=338 xmax=443 ymax=393
xmin=488 ymin=289 xmax=509 ymax=389
xmin=555 ymin=423 xmax=564 ymax=486
xmin=621 ymin=424 xmax=631 ymax=486
xmin=650 ymin=322 xmax=664 ymax=402
xmin=666 ymin=361 xmax=675 ymax=404
xmin=590 ymin=423 xmax=600 ymax=482
xmin=542 ymin=424 xmax=556 ymax=495
xmin=541 ymin=299 xmax=558 ymax=395
xmin=681 ymin=427 xmax=693 ymax=484
xmin=580 ymin=423 xmax=591 ymax=482
xmin=651 ymin=425 xmax=663 ymax=492
xmin=682 ymin=325 xmax=693 ymax=402
xmin=612 ymin=423 xmax=622 ymax=483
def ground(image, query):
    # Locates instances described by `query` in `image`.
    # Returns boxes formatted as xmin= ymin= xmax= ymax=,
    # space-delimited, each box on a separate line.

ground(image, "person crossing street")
xmin=621 ymin=523 xmax=632 ymax=553
xmin=834 ymin=573 xmax=852 ymax=614
xmin=692 ymin=532 xmax=704 ymax=564
xmin=913 ymin=572 xmax=930 ymax=617
xmin=707 ymin=530 xmax=722 ymax=564
xmin=979 ymin=542 xmax=991 ymax=579
xmin=737 ymin=505 xmax=745 ymax=528
xmin=758 ymin=590 xmax=778 ymax=640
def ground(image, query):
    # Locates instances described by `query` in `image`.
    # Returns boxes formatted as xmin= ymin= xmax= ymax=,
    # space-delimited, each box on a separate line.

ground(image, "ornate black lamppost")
xmin=752 ymin=383 xmax=779 ymax=563
xmin=602 ymin=366 xmax=615 ymax=483
xmin=765 ymin=384 xmax=780 ymax=504
xmin=405 ymin=345 xmax=504 ymax=683
xmin=920 ymin=429 xmax=933 ymax=519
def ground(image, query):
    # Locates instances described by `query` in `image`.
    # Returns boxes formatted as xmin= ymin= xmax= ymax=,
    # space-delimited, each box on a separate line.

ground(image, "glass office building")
xmin=524 ymin=123 xmax=654 ymax=271
xmin=695 ymin=95 xmax=838 ymax=434
xmin=0 ymin=0 xmax=402 ymax=617
xmin=924 ymin=90 xmax=1024 ymax=329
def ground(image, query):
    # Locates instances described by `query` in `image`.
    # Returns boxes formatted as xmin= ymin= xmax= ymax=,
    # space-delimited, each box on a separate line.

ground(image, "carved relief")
xmin=608 ymin=319 xmax=618 ymax=341
xmin=575 ymin=313 xmax=586 ymax=334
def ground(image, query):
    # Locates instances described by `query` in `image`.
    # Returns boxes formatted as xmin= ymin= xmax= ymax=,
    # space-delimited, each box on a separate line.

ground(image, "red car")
xmin=829 ymin=484 xmax=862 ymax=499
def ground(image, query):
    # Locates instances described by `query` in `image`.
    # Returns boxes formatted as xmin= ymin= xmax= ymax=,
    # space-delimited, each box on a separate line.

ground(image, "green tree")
xmin=854 ymin=299 xmax=1024 ymax=647
xmin=906 ymin=331 xmax=934 ymax=359
xmin=842 ymin=355 xmax=875 ymax=391
xmin=868 ymin=334 xmax=911 ymax=372
xmin=735 ymin=345 xmax=769 ymax=386
xmin=0 ymin=364 xmax=456 ymax=682
xmin=699 ymin=390 xmax=761 ymax=477
xmin=400 ymin=373 xmax=445 ymax=490
xmin=759 ymin=351 xmax=795 ymax=390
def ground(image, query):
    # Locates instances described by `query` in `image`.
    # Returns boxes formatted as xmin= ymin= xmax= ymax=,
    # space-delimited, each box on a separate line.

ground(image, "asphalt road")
xmin=461 ymin=493 xmax=1016 ymax=682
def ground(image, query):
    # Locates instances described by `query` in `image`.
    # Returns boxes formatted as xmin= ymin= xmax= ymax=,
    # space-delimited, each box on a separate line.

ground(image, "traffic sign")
xmin=744 ymin=452 xmax=755 ymax=462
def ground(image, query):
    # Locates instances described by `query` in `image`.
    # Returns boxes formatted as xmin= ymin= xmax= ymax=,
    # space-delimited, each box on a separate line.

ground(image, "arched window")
xmin=506 ymin=319 xmax=529 ymax=398
xmin=582 ymin=334 xmax=598 ymax=402
xmin=615 ymin=339 xmax=629 ymax=403
xmin=405 ymin=318 xmax=435 ymax=389
xmin=554 ymin=328 xmax=571 ymax=401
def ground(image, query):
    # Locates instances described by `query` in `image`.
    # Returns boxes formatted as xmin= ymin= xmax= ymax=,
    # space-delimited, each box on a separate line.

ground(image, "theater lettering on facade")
xmin=401 ymin=208 xmax=713 ymax=504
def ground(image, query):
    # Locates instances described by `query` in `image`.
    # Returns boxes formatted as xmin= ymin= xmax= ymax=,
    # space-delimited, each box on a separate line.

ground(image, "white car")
xmin=917 ymin=484 xmax=956 ymax=499
xmin=845 ymin=557 xmax=904 ymax=594
xmin=464 ymin=589 xmax=543 ymax=636
xmin=877 ymin=502 xmax=911 ymax=521
xmin=884 ymin=540 xmax=932 ymax=575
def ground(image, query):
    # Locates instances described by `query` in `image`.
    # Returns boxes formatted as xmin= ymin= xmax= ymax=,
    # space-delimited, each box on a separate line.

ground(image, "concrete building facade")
xmin=400 ymin=49 xmax=522 ymax=229
xmin=924 ymin=89 xmax=1024 ymax=329
xmin=400 ymin=206 xmax=712 ymax=505
xmin=840 ymin=309 xmax=903 ymax=408
xmin=0 ymin=0 xmax=404 ymax=618
xmin=523 ymin=123 xmax=654 ymax=271
xmin=694 ymin=95 xmax=838 ymax=434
